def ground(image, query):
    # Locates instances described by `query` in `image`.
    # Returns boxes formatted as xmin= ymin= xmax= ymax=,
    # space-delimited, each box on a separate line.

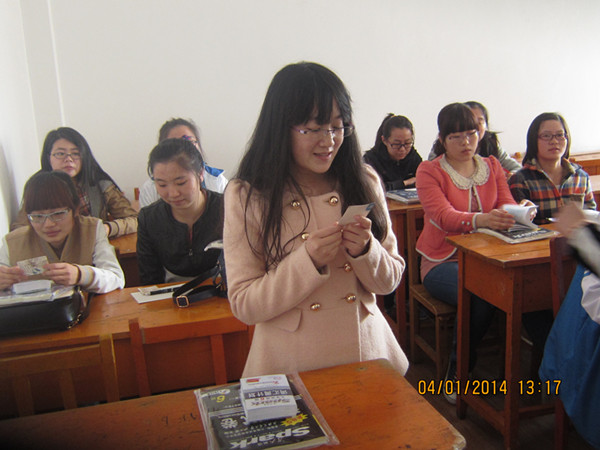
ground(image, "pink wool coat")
xmin=224 ymin=167 xmax=409 ymax=377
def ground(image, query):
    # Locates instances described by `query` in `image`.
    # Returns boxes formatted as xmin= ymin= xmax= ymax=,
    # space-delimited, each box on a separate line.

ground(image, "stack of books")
xmin=195 ymin=374 xmax=335 ymax=449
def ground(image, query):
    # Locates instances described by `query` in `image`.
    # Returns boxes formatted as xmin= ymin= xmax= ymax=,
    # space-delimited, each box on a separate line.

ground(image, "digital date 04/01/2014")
xmin=417 ymin=379 xmax=562 ymax=396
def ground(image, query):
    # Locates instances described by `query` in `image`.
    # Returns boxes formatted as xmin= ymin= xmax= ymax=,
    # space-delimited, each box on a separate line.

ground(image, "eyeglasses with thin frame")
xmin=388 ymin=140 xmax=414 ymax=150
xmin=50 ymin=151 xmax=82 ymax=160
xmin=447 ymin=130 xmax=478 ymax=143
xmin=538 ymin=132 xmax=567 ymax=142
xmin=291 ymin=125 xmax=354 ymax=139
xmin=27 ymin=208 xmax=71 ymax=224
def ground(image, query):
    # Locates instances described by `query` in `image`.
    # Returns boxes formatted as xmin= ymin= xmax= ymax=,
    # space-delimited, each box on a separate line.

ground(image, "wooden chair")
xmin=0 ymin=334 xmax=119 ymax=416
xmin=407 ymin=209 xmax=456 ymax=381
xmin=549 ymin=235 xmax=577 ymax=450
xmin=129 ymin=317 xmax=242 ymax=396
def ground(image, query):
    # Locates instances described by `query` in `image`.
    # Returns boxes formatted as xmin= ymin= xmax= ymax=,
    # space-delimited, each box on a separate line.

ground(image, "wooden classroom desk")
xmin=384 ymin=199 xmax=423 ymax=348
xmin=0 ymin=359 xmax=466 ymax=450
xmin=0 ymin=286 xmax=251 ymax=418
xmin=109 ymin=232 xmax=140 ymax=287
xmin=446 ymin=231 xmax=557 ymax=449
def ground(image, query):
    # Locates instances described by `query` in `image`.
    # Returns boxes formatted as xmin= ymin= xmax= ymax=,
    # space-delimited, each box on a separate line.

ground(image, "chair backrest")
xmin=0 ymin=334 xmax=119 ymax=416
xmin=406 ymin=208 xmax=425 ymax=287
xmin=128 ymin=317 xmax=246 ymax=396
xmin=549 ymin=235 xmax=577 ymax=316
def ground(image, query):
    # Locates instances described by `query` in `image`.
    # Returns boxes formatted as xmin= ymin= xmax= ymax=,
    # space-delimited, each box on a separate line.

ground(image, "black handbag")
xmin=173 ymin=251 xmax=227 ymax=308
xmin=0 ymin=286 xmax=91 ymax=337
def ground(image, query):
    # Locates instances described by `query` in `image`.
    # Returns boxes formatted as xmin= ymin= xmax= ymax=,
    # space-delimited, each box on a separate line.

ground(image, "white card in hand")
xmin=338 ymin=203 xmax=374 ymax=225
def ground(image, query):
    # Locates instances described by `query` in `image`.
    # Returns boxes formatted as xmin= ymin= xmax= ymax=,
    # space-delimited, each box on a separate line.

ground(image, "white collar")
xmin=440 ymin=154 xmax=490 ymax=190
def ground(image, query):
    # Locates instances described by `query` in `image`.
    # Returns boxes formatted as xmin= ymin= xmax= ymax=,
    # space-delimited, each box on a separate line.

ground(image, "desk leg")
xmin=456 ymin=251 xmax=470 ymax=419
xmin=503 ymin=270 xmax=523 ymax=450
xmin=395 ymin=213 xmax=407 ymax=349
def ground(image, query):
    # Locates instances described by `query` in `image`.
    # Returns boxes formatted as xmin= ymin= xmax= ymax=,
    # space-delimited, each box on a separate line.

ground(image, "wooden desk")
xmin=447 ymin=232 xmax=556 ymax=449
xmin=570 ymin=151 xmax=600 ymax=175
xmin=0 ymin=359 xmax=465 ymax=449
xmin=383 ymin=199 xmax=423 ymax=348
xmin=0 ymin=287 xmax=251 ymax=418
xmin=109 ymin=232 xmax=140 ymax=287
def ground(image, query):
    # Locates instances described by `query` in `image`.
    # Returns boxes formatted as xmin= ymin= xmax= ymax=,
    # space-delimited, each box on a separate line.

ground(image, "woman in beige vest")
xmin=0 ymin=171 xmax=124 ymax=293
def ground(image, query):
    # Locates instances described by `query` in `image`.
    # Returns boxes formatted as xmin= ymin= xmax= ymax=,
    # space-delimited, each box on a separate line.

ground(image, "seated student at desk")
xmin=416 ymin=103 xmax=548 ymax=404
xmin=363 ymin=114 xmax=422 ymax=190
xmin=428 ymin=101 xmax=521 ymax=175
xmin=137 ymin=138 xmax=224 ymax=285
xmin=138 ymin=118 xmax=228 ymax=208
xmin=509 ymin=112 xmax=596 ymax=224
xmin=11 ymin=127 xmax=137 ymax=238
xmin=0 ymin=171 xmax=124 ymax=293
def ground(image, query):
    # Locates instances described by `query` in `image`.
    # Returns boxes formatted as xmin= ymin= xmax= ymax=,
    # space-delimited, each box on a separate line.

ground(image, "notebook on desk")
xmin=386 ymin=188 xmax=420 ymax=204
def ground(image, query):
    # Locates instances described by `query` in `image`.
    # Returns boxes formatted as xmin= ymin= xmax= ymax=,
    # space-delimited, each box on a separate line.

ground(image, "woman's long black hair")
xmin=40 ymin=127 xmax=118 ymax=190
xmin=235 ymin=62 xmax=387 ymax=270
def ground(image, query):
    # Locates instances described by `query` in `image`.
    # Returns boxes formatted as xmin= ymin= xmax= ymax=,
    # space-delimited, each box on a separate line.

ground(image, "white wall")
xmin=3 ymin=0 xmax=600 ymax=227
xmin=0 ymin=0 xmax=40 ymax=235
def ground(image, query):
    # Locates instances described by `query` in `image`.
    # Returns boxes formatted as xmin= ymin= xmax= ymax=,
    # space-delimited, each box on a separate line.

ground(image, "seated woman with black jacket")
xmin=364 ymin=114 xmax=422 ymax=190
xmin=137 ymin=138 xmax=224 ymax=285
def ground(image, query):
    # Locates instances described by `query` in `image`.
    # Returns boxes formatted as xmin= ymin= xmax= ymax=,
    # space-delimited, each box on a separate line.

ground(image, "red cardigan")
xmin=415 ymin=155 xmax=516 ymax=262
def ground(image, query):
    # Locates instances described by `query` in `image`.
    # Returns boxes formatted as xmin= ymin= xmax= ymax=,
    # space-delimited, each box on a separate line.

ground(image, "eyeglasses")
xmin=447 ymin=130 xmax=478 ymax=143
xmin=291 ymin=126 xmax=354 ymax=139
xmin=538 ymin=132 xmax=567 ymax=142
xmin=27 ymin=208 xmax=71 ymax=224
xmin=181 ymin=135 xmax=200 ymax=145
xmin=51 ymin=151 xmax=81 ymax=160
xmin=389 ymin=141 xmax=414 ymax=150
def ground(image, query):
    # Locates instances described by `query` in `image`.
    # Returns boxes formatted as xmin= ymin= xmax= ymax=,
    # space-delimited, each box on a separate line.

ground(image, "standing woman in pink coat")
xmin=224 ymin=62 xmax=409 ymax=377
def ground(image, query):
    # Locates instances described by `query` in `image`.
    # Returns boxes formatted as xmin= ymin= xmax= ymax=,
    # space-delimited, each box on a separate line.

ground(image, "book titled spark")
xmin=240 ymin=374 xmax=297 ymax=423
xmin=195 ymin=374 xmax=335 ymax=450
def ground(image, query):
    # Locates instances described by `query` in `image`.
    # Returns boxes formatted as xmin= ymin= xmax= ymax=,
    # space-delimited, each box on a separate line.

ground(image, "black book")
xmin=195 ymin=374 xmax=336 ymax=449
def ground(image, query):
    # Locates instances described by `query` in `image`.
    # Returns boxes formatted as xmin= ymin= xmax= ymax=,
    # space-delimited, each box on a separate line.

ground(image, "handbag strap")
xmin=172 ymin=264 xmax=225 ymax=308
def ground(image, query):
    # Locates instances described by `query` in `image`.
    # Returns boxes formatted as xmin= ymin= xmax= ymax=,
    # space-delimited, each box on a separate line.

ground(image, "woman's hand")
xmin=342 ymin=215 xmax=373 ymax=257
xmin=104 ymin=224 xmax=111 ymax=237
xmin=0 ymin=265 xmax=26 ymax=291
xmin=478 ymin=209 xmax=516 ymax=230
xmin=519 ymin=199 xmax=538 ymax=221
xmin=305 ymin=223 xmax=343 ymax=270
xmin=43 ymin=263 xmax=80 ymax=286
xmin=555 ymin=203 xmax=586 ymax=238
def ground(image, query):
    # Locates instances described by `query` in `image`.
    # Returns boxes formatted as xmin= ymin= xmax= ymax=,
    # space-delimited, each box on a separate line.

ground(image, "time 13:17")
xmin=519 ymin=380 xmax=561 ymax=395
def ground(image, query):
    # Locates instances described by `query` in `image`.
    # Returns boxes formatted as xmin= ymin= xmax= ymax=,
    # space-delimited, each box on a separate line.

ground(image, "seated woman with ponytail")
xmin=0 ymin=171 xmax=125 ymax=293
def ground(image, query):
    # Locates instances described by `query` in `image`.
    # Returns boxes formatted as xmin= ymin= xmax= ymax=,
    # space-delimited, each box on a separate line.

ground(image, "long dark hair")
xmin=371 ymin=113 xmax=415 ymax=153
xmin=40 ymin=127 xmax=118 ymax=189
xmin=523 ymin=113 xmax=571 ymax=165
xmin=235 ymin=61 xmax=387 ymax=270
xmin=431 ymin=103 xmax=479 ymax=156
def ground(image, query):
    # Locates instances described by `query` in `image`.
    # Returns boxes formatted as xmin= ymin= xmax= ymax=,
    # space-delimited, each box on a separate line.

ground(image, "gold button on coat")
xmin=328 ymin=196 xmax=339 ymax=206
xmin=344 ymin=294 xmax=357 ymax=303
xmin=310 ymin=303 xmax=321 ymax=311
xmin=301 ymin=232 xmax=309 ymax=241
xmin=342 ymin=263 xmax=352 ymax=272
xmin=291 ymin=200 xmax=301 ymax=209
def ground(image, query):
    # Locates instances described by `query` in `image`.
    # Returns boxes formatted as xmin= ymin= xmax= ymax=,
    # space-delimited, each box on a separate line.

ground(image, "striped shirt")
xmin=508 ymin=158 xmax=596 ymax=224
